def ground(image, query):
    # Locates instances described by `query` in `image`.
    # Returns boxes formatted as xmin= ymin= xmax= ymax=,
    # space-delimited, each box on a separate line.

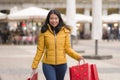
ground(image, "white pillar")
xmin=92 ymin=0 xmax=102 ymax=40
xmin=66 ymin=0 xmax=77 ymax=36
xmin=84 ymin=8 xmax=91 ymax=38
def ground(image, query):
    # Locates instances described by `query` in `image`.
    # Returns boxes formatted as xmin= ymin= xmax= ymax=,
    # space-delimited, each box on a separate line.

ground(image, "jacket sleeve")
xmin=65 ymin=33 xmax=81 ymax=61
xmin=32 ymin=32 xmax=45 ymax=69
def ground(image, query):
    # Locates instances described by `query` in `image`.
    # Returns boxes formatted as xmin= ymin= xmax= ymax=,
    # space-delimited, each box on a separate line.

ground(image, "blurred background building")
xmin=0 ymin=0 xmax=120 ymax=15
xmin=0 ymin=0 xmax=120 ymax=44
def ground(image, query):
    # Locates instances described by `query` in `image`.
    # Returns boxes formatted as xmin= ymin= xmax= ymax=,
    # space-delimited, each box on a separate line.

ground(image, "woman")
xmin=31 ymin=9 xmax=84 ymax=80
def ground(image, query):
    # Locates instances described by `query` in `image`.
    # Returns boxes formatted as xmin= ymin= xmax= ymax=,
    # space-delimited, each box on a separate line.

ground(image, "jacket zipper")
xmin=53 ymin=30 xmax=57 ymax=64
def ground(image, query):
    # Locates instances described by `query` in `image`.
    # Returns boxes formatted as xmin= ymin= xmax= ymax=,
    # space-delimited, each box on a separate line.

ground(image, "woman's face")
xmin=49 ymin=14 xmax=59 ymax=27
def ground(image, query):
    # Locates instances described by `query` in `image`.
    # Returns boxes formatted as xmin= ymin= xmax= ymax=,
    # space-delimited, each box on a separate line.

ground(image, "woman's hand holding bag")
xmin=27 ymin=69 xmax=38 ymax=80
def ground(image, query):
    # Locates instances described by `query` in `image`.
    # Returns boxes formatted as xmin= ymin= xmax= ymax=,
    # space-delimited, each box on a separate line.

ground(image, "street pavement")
xmin=0 ymin=40 xmax=120 ymax=80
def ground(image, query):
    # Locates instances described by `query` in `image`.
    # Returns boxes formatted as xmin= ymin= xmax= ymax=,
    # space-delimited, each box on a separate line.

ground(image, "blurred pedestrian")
xmin=1 ymin=29 xmax=10 ymax=44
xmin=31 ymin=9 xmax=84 ymax=80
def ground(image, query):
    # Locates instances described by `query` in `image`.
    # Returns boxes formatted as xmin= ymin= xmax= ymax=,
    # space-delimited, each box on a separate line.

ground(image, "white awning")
xmin=8 ymin=7 xmax=49 ymax=21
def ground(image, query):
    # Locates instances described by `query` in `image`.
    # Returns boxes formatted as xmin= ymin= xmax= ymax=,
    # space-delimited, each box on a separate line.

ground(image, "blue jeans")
xmin=42 ymin=63 xmax=67 ymax=80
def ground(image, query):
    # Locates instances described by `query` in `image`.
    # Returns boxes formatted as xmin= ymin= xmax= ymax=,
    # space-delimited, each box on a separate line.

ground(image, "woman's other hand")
xmin=31 ymin=68 xmax=36 ymax=76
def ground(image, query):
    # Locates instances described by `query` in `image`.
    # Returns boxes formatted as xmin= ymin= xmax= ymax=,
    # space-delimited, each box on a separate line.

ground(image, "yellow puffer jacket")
xmin=32 ymin=25 xmax=81 ymax=69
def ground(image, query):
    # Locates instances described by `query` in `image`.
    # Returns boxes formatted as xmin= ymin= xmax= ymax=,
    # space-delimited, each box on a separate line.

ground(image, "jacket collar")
xmin=62 ymin=27 xmax=70 ymax=33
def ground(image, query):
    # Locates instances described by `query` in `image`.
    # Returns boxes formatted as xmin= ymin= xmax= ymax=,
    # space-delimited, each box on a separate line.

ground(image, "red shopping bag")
xmin=91 ymin=64 xmax=99 ymax=80
xmin=27 ymin=72 xmax=38 ymax=80
xmin=69 ymin=63 xmax=91 ymax=80
xmin=69 ymin=62 xmax=99 ymax=80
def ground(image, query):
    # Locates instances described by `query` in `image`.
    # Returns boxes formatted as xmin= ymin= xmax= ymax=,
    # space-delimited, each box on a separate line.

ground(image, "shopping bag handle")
xmin=78 ymin=58 xmax=85 ymax=65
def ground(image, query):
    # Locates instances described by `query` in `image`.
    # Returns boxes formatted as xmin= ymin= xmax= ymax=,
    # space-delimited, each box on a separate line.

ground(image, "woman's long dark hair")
xmin=41 ymin=9 xmax=69 ymax=33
